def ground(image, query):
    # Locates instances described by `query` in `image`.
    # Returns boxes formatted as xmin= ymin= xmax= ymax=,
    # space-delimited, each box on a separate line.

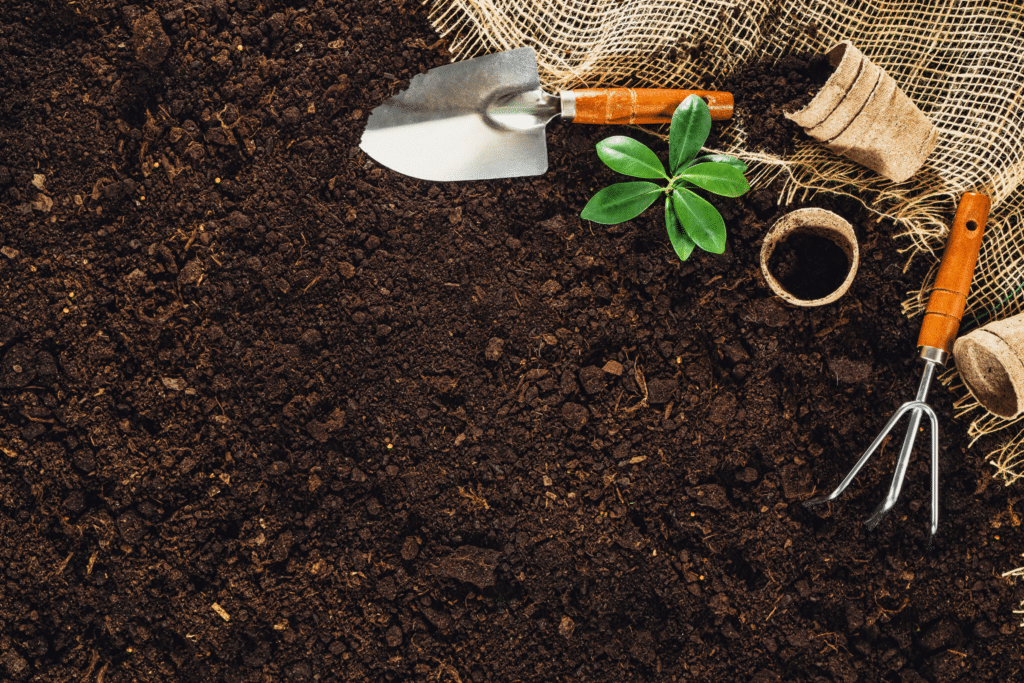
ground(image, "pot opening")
xmin=766 ymin=229 xmax=851 ymax=301
xmin=826 ymin=42 xmax=849 ymax=68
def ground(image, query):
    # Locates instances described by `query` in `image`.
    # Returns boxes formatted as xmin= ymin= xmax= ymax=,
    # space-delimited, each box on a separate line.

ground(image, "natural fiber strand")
xmin=1002 ymin=558 xmax=1024 ymax=628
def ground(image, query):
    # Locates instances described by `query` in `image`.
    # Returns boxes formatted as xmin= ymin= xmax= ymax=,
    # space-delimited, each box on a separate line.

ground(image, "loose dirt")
xmin=725 ymin=52 xmax=832 ymax=154
xmin=0 ymin=2 xmax=1021 ymax=682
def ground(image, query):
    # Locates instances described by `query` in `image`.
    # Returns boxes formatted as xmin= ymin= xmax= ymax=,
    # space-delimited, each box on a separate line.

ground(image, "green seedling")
xmin=580 ymin=94 xmax=750 ymax=261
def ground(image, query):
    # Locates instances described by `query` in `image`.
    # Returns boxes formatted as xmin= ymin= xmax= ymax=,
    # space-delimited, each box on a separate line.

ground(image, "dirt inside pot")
xmin=767 ymin=229 xmax=851 ymax=300
xmin=724 ymin=52 xmax=832 ymax=154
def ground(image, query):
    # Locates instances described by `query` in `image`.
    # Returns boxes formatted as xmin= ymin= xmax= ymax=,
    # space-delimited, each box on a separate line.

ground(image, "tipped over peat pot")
xmin=954 ymin=312 xmax=1024 ymax=419
xmin=760 ymin=208 xmax=859 ymax=306
xmin=785 ymin=41 xmax=938 ymax=183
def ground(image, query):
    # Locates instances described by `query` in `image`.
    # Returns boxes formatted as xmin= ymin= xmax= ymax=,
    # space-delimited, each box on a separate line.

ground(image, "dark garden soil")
xmin=1 ymin=2 xmax=1022 ymax=682
xmin=767 ymin=232 xmax=850 ymax=301
xmin=726 ymin=52 xmax=832 ymax=155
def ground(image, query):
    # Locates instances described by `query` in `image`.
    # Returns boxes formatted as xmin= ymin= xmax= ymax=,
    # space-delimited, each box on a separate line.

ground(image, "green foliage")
xmin=675 ymin=163 xmax=748 ymax=197
xmin=669 ymin=95 xmax=711 ymax=174
xmin=664 ymin=196 xmax=695 ymax=261
xmin=596 ymin=137 xmax=668 ymax=180
xmin=580 ymin=182 xmax=662 ymax=224
xmin=671 ymin=188 xmax=726 ymax=254
xmin=580 ymin=95 xmax=750 ymax=261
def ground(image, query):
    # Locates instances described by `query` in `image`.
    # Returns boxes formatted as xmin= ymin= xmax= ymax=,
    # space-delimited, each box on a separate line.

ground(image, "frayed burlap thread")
xmin=427 ymin=0 xmax=1024 ymax=485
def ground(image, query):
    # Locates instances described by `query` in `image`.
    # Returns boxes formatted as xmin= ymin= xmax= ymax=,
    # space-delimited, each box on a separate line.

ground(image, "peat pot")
xmin=760 ymin=208 xmax=859 ymax=307
xmin=785 ymin=41 xmax=938 ymax=183
xmin=953 ymin=312 xmax=1024 ymax=418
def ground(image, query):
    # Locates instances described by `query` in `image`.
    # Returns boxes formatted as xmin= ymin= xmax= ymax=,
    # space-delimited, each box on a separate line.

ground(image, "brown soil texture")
xmin=768 ymin=232 xmax=850 ymax=301
xmin=726 ymin=53 xmax=832 ymax=154
xmin=1 ymin=3 xmax=1022 ymax=683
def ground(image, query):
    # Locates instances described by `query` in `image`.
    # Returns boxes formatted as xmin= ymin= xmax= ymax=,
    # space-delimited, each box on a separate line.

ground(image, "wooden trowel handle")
xmin=917 ymin=192 xmax=991 ymax=359
xmin=568 ymin=88 xmax=733 ymax=124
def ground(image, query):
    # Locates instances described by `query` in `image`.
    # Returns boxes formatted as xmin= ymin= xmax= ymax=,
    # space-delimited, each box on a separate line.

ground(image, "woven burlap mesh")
xmin=426 ymin=0 xmax=1024 ymax=485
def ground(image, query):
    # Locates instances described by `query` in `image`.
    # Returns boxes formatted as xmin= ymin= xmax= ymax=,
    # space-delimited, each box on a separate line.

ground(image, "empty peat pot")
xmin=953 ymin=313 xmax=1024 ymax=418
xmin=785 ymin=41 xmax=938 ymax=183
xmin=760 ymin=208 xmax=859 ymax=307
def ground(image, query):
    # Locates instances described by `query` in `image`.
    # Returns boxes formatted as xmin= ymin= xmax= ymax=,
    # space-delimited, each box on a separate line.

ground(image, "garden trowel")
xmin=359 ymin=47 xmax=733 ymax=182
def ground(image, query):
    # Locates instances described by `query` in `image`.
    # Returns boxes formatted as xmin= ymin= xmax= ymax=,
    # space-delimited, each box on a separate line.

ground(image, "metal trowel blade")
xmin=359 ymin=47 xmax=551 ymax=182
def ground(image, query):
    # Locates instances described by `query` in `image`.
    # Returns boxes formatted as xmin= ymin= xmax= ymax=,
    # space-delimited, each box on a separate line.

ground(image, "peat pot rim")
xmin=760 ymin=207 xmax=859 ymax=307
xmin=804 ymin=57 xmax=882 ymax=144
xmin=784 ymin=41 xmax=864 ymax=129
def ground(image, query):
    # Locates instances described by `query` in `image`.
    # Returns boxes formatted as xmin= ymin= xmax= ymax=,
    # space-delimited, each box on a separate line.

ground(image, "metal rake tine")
xmin=801 ymin=195 xmax=989 ymax=539
xmin=864 ymin=402 xmax=940 ymax=534
xmin=926 ymin=404 xmax=940 ymax=537
xmin=803 ymin=400 xmax=923 ymax=509
xmin=864 ymin=402 xmax=927 ymax=529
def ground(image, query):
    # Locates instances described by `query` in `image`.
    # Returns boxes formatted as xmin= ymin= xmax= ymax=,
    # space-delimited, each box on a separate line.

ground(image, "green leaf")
xmin=581 ymin=182 xmax=662 ymax=224
xmin=669 ymin=95 xmax=712 ymax=173
xmin=689 ymin=154 xmax=748 ymax=173
xmin=672 ymin=188 xmax=727 ymax=254
xmin=596 ymin=137 xmax=668 ymax=179
xmin=675 ymin=162 xmax=750 ymax=197
xmin=665 ymin=196 xmax=695 ymax=261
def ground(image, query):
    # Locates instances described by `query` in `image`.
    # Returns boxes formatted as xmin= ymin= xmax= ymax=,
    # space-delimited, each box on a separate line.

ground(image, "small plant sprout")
xmin=580 ymin=94 xmax=750 ymax=261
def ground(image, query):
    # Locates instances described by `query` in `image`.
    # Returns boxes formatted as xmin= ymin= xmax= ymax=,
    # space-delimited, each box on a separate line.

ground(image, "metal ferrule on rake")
xmin=802 ymin=193 xmax=991 ymax=538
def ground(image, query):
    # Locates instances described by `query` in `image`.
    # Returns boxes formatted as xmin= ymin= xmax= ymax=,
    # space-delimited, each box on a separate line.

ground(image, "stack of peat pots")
xmin=785 ymin=41 xmax=938 ymax=183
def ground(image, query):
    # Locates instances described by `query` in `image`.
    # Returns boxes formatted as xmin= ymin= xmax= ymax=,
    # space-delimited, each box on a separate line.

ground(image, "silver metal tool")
xmin=358 ymin=47 xmax=732 ymax=181
xmin=803 ymin=193 xmax=991 ymax=537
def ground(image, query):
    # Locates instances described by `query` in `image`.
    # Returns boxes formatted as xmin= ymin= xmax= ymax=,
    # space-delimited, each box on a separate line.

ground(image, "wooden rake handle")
xmin=917 ymin=192 xmax=991 ymax=358
xmin=568 ymin=88 xmax=733 ymax=124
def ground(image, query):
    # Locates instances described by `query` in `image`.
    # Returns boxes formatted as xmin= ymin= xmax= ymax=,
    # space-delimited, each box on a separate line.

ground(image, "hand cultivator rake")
xmin=804 ymin=193 xmax=991 ymax=537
